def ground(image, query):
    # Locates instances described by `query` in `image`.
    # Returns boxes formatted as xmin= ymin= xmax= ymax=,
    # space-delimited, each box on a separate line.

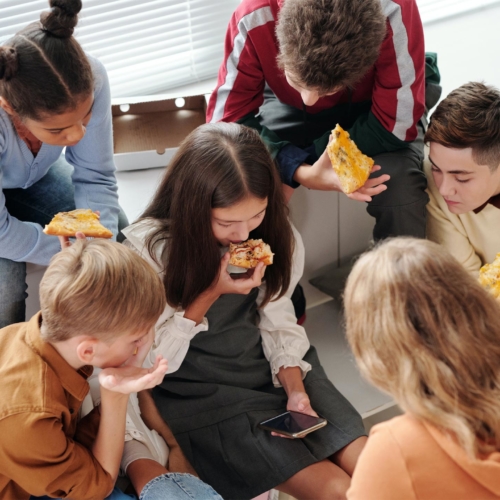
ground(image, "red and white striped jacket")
xmin=207 ymin=0 xmax=425 ymax=146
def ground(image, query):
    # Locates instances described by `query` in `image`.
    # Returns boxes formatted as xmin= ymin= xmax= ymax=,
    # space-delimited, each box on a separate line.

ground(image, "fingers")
xmin=75 ymin=231 xmax=86 ymax=239
xmin=58 ymin=236 xmax=71 ymax=249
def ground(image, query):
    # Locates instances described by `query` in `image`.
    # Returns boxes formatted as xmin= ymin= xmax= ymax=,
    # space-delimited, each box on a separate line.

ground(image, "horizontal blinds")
xmin=3 ymin=1 xmax=499 ymax=96
xmin=416 ymin=0 xmax=500 ymax=23
xmin=0 ymin=0 xmax=239 ymax=97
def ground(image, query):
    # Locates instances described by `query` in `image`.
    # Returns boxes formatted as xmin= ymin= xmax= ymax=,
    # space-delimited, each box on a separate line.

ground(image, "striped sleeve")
xmin=206 ymin=4 xmax=275 ymax=123
xmin=372 ymin=0 xmax=425 ymax=142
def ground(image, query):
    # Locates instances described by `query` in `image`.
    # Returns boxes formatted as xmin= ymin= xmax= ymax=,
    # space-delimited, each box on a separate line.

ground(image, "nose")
xmin=301 ymin=89 xmax=319 ymax=106
xmin=232 ymin=223 xmax=250 ymax=242
xmin=438 ymin=175 xmax=456 ymax=198
xmin=65 ymin=124 xmax=86 ymax=145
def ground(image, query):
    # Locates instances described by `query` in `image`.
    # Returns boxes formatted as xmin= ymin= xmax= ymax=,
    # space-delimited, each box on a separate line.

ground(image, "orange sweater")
xmin=347 ymin=414 xmax=500 ymax=500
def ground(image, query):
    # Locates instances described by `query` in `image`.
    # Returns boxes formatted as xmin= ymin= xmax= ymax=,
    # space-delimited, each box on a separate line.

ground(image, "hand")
xmin=58 ymin=231 xmax=86 ymax=250
xmin=286 ymin=390 xmax=318 ymax=417
xmin=293 ymin=145 xmax=390 ymax=201
xmin=205 ymin=253 xmax=266 ymax=300
xmin=98 ymin=355 xmax=168 ymax=394
xmin=271 ymin=390 xmax=318 ymax=439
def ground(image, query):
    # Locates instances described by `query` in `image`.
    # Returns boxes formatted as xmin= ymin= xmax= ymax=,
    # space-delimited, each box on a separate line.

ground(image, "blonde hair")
xmin=40 ymin=239 xmax=165 ymax=342
xmin=344 ymin=238 xmax=500 ymax=457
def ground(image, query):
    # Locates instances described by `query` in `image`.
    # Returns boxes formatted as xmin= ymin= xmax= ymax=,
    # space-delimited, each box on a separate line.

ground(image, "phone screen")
xmin=259 ymin=411 xmax=327 ymax=437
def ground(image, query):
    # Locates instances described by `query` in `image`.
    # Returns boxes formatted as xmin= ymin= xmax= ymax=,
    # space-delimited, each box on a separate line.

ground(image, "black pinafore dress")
xmin=153 ymin=289 xmax=365 ymax=500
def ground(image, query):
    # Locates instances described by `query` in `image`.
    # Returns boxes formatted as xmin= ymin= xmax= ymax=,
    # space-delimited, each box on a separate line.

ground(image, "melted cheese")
xmin=479 ymin=252 xmax=500 ymax=300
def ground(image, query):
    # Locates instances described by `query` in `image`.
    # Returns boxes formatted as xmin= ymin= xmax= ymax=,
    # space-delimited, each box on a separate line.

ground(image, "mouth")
xmin=444 ymin=199 xmax=459 ymax=205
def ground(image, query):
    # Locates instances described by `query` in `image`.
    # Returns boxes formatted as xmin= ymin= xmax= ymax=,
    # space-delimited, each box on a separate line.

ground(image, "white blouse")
xmin=122 ymin=219 xmax=311 ymax=386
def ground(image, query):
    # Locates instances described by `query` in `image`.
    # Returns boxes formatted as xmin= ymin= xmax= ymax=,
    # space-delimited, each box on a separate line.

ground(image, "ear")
xmin=76 ymin=338 xmax=99 ymax=365
xmin=0 ymin=97 xmax=16 ymax=116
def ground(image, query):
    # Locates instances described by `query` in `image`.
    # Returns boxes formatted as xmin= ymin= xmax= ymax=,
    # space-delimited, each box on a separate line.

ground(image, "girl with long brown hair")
xmin=344 ymin=238 xmax=500 ymax=500
xmin=122 ymin=122 xmax=367 ymax=500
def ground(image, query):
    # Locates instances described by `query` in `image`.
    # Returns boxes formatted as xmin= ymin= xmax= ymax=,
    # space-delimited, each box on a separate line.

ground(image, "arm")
xmin=347 ymin=425 xmax=417 ymax=500
xmin=65 ymin=57 xmax=120 ymax=238
xmin=259 ymin=225 xmax=312 ymax=385
xmin=349 ymin=1 xmax=425 ymax=157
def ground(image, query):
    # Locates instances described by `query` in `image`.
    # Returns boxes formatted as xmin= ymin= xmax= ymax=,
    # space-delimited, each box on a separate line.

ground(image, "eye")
xmin=254 ymin=211 xmax=265 ymax=219
xmin=218 ymin=223 xmax=231 ymax=228
xmin=50 ymin=130 xmax=62 ymax=135
xmin=456 ymin=178 xmax=470 ymax=184
xmin=430 ymin=166 xmax=440 ymax=173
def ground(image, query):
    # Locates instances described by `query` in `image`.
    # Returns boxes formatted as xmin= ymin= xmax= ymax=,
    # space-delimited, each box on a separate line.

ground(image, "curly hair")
xmin=276 ymin=0 xmax=387 ymax=91
xmin=344 ymin=238 xmax=500 ymax=458
xmin=425 ymin=82 xmax=500 ymax=170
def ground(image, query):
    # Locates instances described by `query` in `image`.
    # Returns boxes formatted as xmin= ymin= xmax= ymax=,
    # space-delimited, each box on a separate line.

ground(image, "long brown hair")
xmin=0 ymin=0 xmax=93 ymax=120
xmin=344 ymin=238 xmax=500 ymax=457
xmin=140 ymin=122 xmax=294 ymax=309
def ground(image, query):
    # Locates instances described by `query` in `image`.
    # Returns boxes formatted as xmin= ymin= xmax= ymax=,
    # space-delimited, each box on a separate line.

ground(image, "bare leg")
xmin=330 ymin=436 xmax=368 ymax=476
xmin=275 ymin=459 xmax=351 ymax=500
xmin=127 ymin=458 xmax=169 ymax=495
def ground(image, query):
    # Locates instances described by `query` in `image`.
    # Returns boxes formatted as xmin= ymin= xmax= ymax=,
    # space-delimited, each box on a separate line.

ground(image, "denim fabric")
xmin=139 ymin=473 xmax=223 ymax=500
xmin=0 ymin=156 xmax=128 ymax=328
xmin=30 ymin=475 xmax=222 ymax=500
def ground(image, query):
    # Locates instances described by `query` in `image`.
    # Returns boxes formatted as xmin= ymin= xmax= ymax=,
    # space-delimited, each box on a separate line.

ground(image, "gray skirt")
xmin=153 ymin=291 xmax=366 ymax=500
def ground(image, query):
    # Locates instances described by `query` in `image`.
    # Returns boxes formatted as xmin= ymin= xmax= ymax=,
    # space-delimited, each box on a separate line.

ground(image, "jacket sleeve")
xmin=0 ymin=413 xmax=113 ymax=500
xmin=65 ymin=57 xmax=120 ymax=239
xmin=346 ymin=0 xmax=425 ymax=157
xmin=258 ymin=224 xmax=311 ymax=386
xmin=347 ymin=425 xmax=417 ymax=500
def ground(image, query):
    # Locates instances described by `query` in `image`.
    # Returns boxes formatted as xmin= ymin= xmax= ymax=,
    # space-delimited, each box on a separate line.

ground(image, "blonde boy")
xmin=0 ymin=239 xmax=167 ymax=500
xmin=425 ymin=82 xmax=500 ymax=274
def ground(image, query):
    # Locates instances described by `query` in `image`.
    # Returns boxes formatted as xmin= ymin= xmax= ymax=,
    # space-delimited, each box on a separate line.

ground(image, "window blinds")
xmin=0 ymin=0 xmax=239 ymax=98
xmin=1 ymin=1 xmax=499 ymax=97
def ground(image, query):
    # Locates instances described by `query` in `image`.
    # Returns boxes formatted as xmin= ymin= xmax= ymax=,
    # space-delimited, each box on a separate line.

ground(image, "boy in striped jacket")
xmin=208 ymin=0 xmax=436 ymax=240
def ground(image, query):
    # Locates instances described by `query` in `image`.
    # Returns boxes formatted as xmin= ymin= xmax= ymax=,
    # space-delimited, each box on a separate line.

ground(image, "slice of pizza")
xmin=229 ymin=239 xmax=274 ymax=269
xmin=327 ymin=124 xmax=374 ymax=194
xmin=43 ymin=209 xmax=113 ymax=239
xmin=479 ymin=253 xmax=500 ymax=300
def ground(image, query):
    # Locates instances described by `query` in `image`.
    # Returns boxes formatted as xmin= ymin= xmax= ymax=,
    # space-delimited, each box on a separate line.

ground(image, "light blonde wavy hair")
xmin=344 ymin=237 xmax=500 ymax=457
xmin=40 ymin=239 xmax=166 ymax=342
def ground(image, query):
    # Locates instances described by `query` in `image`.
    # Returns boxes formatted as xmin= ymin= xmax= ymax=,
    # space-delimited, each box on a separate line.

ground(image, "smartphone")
xmin=258 ymin=411 xmax=327 ymax=438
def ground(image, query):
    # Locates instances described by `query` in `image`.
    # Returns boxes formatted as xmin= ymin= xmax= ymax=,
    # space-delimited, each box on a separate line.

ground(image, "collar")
xmin=25 ymin=312 xmax=93 ymax=402
xmin=473 ymin=193 xmax=500 ymax=214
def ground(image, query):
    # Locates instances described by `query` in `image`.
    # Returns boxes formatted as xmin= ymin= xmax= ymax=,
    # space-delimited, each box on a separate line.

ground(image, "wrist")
xmin=293 ymin=163 xmax=312 ymax=187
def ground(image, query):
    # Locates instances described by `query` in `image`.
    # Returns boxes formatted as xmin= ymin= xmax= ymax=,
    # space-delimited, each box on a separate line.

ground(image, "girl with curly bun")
xmin=0 ymin=0 xmax=127 ymax=328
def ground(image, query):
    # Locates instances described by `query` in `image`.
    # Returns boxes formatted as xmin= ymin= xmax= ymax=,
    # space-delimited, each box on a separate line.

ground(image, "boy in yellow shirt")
xmin=425 ymin=82 xmax=500 ymax=274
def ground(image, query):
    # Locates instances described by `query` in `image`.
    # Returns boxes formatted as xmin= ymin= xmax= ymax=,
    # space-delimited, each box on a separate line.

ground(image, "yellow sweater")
xmin=347 ymin=414 xmax=500 ymax=500
xmin=425 ymin=160 xmax=500 ymax=276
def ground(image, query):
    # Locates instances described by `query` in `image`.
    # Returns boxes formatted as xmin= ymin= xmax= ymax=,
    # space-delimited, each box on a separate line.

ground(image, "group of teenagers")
xmin=0 ymin=0 xmax=499 ymax=499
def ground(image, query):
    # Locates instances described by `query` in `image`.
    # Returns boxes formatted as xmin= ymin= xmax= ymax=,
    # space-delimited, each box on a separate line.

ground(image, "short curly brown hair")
xmin=425 ymin=82 xmax=500 ymax=170
xmin=276 ymin=0 xmax=387 ymax=92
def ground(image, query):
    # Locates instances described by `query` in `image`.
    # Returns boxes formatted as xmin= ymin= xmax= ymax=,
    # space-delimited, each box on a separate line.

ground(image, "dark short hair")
xmin=0 ymin=0 xmax=93 ymax=120
xmin=276 ymin=0 xmax=387 ymax=92
xmin=425 ymin=82 xmax=500 ymax=170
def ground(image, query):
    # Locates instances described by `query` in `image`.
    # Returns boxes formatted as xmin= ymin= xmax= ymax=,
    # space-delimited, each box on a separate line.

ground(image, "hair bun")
xmin=0 ymin=46 xmax=19 ymax=81
xmin=40 ymin=0 xmax=83 ymax=39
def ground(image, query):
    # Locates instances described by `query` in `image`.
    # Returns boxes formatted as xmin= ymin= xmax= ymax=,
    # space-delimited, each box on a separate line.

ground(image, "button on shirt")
xmin=0 ymin=313 xmax=113 ymax=500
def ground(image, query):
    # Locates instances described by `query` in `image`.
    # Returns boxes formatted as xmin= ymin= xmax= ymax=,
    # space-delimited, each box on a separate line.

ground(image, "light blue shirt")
xmin=0 ymin=56 xmax=119 ymax=265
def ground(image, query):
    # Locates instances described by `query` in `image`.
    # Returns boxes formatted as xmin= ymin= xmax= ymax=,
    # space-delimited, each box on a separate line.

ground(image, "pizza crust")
xmin=479 ymin=252 xmax=500 ymax=300
xmin=327 ymin=124 xmax=374 ymax=194
xmin=229 ymin=239 xmax=274 ymax=269
xmin=43 ymin=209 xmax=113 ymax=239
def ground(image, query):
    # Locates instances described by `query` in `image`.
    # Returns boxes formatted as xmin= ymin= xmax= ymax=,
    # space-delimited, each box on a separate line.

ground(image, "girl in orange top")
xmin=344 ymin=238 xmax=500 ymax=500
